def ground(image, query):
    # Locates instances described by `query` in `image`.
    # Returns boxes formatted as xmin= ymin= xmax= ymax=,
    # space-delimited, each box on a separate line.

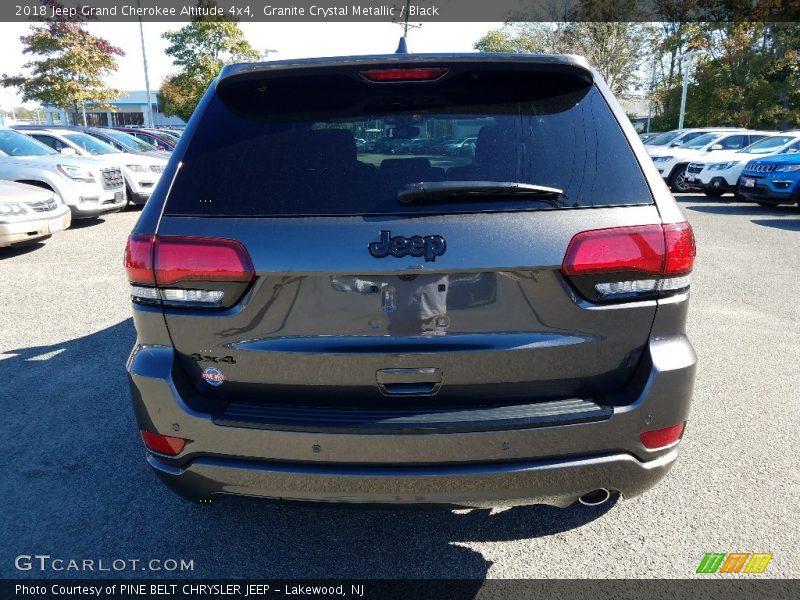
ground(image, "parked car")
xmin=685 ymin=133 xmax=800 ymax=196
xmin=113 ymin=127 xmax=176 ymax=151
xmin=644 ymin=127 xmax=746 ymax=152
xmin=443 ymin=136 xmax=478 ymax=155
xmin=77 ymin=127 xmax=170 ymax=160
xmin=125 ymin=53 xmax=696 ymax=508
xmin=0 ymin=180 xmax=71 ymax=248
xmin=639 ymin=132 xmax=660 ymax=143
xmin=0 ymin=128 xmax=125 ymax=219
xmin=737 ymin=152 xmax=800 ymax=207
xmin=366 ymin=137 xmax=402 ymax=154
xmin=650 ymin=130 xmax=771 ymax=192
xmin=21 ymin=128 xmax=168 ymax=205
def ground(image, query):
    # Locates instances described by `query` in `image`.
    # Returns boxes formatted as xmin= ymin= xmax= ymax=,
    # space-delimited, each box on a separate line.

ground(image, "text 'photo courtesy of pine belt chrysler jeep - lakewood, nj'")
xmin=125 ymin=53 xmax=697 ymax=509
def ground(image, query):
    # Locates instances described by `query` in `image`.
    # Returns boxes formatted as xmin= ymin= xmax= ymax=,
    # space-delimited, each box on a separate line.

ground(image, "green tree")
xmin=652 ymin=21 xmax=800 ymax=130
xmin=158 ymin=0 xmax=260 ymax=122
xmin=1 ymin=9 xmax=124 ymax=126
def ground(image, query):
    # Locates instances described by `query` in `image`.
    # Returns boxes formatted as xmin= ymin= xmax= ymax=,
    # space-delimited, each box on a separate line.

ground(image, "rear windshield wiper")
xmin=397 ymin=181 xmax=567 ymax=206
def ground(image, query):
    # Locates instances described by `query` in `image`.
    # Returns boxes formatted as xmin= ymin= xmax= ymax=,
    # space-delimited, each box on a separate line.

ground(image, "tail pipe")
xmin=578 ymin=488 xmax=611 ymax=507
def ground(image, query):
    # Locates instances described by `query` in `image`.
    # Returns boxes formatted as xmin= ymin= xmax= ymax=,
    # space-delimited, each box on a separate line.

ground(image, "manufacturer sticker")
xmin=201 ymin=367 xmax=226 ymax=386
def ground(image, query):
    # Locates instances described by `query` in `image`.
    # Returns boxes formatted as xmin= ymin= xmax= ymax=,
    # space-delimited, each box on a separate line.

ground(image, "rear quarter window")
xmin=164 ymin=68 xmax=653 ymax=217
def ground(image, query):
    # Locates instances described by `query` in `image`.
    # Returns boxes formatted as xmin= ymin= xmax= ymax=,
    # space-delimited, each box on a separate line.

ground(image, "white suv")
xmin=685 ymin=133 xmax=800 ymax=196
xmin=0 ymin=128 xmax=125 ymax=219
xmin=21 ymin=128 xmax=167 ymax=205
xmin=649 ymin=130 xmax=772 ymax=192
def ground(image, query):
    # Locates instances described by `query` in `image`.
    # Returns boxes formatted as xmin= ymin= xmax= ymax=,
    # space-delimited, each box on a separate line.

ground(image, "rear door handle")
xmin=376 ymin=368 xmax=443 ymax=396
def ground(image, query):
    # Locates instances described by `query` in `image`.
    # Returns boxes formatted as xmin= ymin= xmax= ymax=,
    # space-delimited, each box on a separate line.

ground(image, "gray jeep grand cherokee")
xmin=125 ymin=53 xmax=696 ymax=508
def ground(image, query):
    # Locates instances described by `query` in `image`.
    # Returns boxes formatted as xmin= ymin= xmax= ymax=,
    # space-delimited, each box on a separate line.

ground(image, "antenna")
xmin=395 ymin=37 xmax=410 ymax=54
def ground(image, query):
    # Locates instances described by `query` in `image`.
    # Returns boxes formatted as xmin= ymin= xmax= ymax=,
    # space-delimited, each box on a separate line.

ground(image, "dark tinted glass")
xmin=164 ymin=82 xmax=652 ymax=216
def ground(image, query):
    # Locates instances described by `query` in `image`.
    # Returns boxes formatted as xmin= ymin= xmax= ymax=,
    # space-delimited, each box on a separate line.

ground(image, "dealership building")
xmin=43 ymin=90 xmax=186 ymax=128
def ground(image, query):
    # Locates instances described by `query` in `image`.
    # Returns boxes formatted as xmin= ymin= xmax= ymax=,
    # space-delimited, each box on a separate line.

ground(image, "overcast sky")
xmin=0 ymin=21 xmax=501 ymax=109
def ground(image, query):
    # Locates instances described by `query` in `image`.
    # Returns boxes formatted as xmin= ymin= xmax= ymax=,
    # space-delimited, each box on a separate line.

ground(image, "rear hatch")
xmin=144 ymin=56 xmax=671 ymax=406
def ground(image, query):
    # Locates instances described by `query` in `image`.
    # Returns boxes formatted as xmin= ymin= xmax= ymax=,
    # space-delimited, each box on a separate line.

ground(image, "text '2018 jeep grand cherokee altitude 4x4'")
xmin=125 ymin=54 xmax=696 ymax=508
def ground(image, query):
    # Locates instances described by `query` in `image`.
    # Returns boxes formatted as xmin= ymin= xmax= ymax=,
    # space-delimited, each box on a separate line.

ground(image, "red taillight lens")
xmin=360 ymin=67 xmax=448 ymax=82
xmin=153 ymin=237 xmax=254 ymax=286
xmin=562 ymin=225 xmax=666 ymax=276
xmin=663 ymin=222 xmax=696 ymax=275
xmin=125 ymin=235 xmax=254 ymax=307
xmin=140 ymin=430 xmax=187 ymax=455
xmin=561 ymin=222 xmax=696 ymax=301
xmin=124 ymin=234 xmax=156 ymax=285
xmin=640 ymin=422 xmax=686 ymax=449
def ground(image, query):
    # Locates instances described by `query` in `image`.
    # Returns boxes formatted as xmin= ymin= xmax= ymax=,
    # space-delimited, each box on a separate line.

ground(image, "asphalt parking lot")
xmin=1 ymin=196 xmax=798 ymax=579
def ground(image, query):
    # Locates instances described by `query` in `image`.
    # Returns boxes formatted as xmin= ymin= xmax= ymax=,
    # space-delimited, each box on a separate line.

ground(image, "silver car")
xmin=0 ymin=180 xmax=71 ymax=248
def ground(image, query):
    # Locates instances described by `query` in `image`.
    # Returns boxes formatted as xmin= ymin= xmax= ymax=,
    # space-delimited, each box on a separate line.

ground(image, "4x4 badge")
xmin=368 ymin=230 xmax=446 ymax=262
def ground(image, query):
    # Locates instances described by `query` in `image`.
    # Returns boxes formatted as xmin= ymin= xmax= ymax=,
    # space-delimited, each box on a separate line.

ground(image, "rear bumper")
xmin=128 ymin=328 xmax=696 ymax=507
xmin=148 ymin=449 xmax=678 ymax=508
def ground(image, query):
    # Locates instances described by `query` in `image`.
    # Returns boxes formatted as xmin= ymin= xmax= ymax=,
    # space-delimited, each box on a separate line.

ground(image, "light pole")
xmin=137 ymin=0 xmax=154 ymax=128
xmin=646 ymin=57 xmax=656 ymax=133
xmin=677 ymin=50 xmax=707 ymax=130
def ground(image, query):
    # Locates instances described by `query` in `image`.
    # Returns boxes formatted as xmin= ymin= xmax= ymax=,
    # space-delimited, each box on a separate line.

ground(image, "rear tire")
xmin=668 ymin=165 xmax=691 ymax=193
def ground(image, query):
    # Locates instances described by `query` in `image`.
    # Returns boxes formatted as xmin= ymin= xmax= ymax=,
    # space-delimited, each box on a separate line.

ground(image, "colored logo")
xmin=696 ymin=552 xmax=773 ymax=574
xmin=201 ymin=367 xmax=226 ymax=386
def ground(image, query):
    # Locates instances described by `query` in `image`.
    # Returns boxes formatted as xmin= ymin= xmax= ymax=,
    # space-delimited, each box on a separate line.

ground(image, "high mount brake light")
xmin=359 ymin=68 xmax=449 ymax=82
xmin=124 ymin=234 xmax=254 ymax=307
xmin=561 ymin=222 xmax=696 ymax=301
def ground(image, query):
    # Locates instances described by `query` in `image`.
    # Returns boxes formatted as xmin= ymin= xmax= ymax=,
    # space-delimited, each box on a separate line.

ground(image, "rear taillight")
xmin=640 ymin=422 xmax=686 ymax=449
xmin=140 ymin=430 xmax=187 ymax=455
xmin=124 ymin=234 xmax=254 ymax=307
xmin=360 ymin=67 xmax=448 ymax=82
xmin=123 ymin=233 xmax=156 ymax=285
xmin=561 ymin=222 xmax=695 ymax=302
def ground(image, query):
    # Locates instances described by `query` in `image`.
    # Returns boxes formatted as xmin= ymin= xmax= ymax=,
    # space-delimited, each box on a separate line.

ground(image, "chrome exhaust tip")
xmin=578 ymin=488 xmax=611 ymax=507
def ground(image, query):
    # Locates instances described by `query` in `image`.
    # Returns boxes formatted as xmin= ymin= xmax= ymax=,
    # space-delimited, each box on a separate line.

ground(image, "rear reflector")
xmin=360 ymin=67 xmax=448 ymax=82
xmin=561 ymin=222 xmax=696 ymax=301
xmin=640 ymin=422 xmax=686 ymax=449
xmin=140 ymin=430 xmax=187 ymax=455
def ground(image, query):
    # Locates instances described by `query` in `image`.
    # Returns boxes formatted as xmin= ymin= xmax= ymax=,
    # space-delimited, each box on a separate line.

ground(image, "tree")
xmin=158 ymin=0 xmax=260 ymax=122
xmin=475 ymin=20 xmax=652 ymax=98
xmin=0 ymin=4 xmax=124 ymax=126
xmin=651 ymin=21 xmax=800 ymax=130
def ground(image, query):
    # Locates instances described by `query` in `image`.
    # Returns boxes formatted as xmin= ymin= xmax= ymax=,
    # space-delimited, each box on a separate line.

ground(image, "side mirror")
xmin=59 ymin=147 xmax=77 ymax=156
xmin=709 ymin=144 xmax=723 ymax=151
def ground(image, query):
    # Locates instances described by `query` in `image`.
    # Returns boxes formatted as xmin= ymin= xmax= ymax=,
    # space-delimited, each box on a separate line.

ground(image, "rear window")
xmin=164 ymin=68 xmax=653 ymax=217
